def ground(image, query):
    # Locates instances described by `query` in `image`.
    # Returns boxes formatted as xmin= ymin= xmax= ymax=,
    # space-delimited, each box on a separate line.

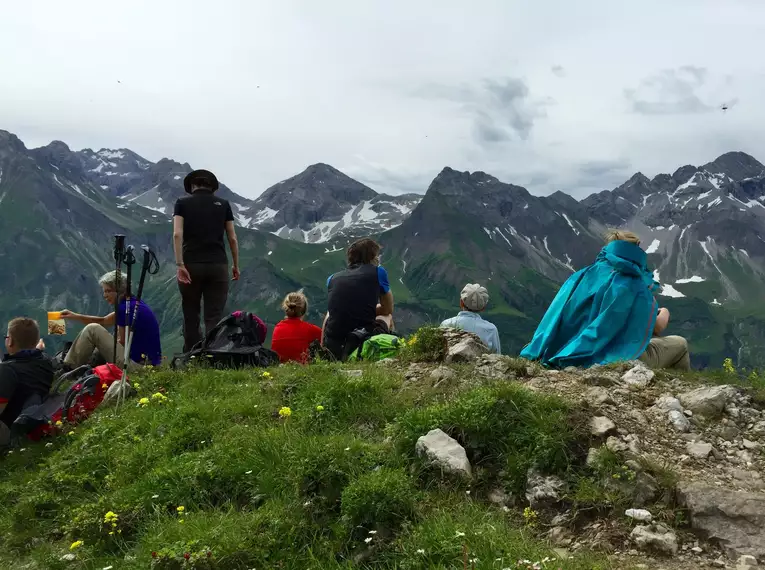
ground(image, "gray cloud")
xmin=626 ymin=66 xmax=714 ymax=115
xmin=578 ymin=157 xmax=632 ymax=178
xmin=551 ymin=65 xmax=566 ymax=78
xmin=414 ymin=77 xmax=548 ymax=145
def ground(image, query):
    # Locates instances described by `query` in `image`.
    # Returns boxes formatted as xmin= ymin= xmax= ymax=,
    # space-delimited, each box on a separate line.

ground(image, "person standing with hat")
xmin=439 ymin=283 xmax=501 ymax=354
xmin=173 ymin=169 xmax=240 ymax=352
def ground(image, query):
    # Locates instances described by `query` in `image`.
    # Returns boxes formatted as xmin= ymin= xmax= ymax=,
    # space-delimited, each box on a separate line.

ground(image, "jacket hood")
xmin=598 ymin=241 xmax=657 ymax=290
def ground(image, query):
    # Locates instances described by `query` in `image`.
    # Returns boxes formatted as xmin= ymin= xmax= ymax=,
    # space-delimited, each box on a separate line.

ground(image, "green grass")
xmin=0 ymin=362 xmax=614 ymax=570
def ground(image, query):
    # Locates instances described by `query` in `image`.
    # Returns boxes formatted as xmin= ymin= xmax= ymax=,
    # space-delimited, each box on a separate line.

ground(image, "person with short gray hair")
xmin=58 ymin=270 xmax=162 ymax=369
xmin=439 ymin=283 xmax=501 ymax=353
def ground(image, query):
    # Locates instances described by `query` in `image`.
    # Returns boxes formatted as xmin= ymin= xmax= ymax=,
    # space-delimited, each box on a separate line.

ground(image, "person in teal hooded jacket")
xmin=521 ymin=230 xmax=691 ymax=370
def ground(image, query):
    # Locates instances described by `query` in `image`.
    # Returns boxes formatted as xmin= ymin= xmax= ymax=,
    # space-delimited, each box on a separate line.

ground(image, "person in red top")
xmin=271 ymin=292 xmax=322 ymax=363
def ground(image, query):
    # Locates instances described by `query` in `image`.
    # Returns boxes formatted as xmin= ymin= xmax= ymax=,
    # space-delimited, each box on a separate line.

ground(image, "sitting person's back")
xmin=271 ymin=292 xmax=322 ymax=363
xmin=520 ymin=230 xmax=691 ymax=370
xmin=1 ymin=318 xmax=53 ymax=445
xmin=440 ymin=283 xmax=501 ymax=354
xmin=323 ymin=238 xmax=394 ymax=360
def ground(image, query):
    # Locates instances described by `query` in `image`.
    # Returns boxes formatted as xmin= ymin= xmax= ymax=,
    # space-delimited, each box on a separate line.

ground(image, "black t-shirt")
xmin=324 ymin=264 xmax=390 ymax=343
xmin=0 ymin=350 xmax=54 ymax=428
xmin=173 ymin=192 xmax=235 ymax=264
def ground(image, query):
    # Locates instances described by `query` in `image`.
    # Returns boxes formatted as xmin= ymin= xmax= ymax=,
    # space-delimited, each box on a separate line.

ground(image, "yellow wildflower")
xmin=262 ymin=371 xmax=272 ymax=379
xmin=67 ymin=431 xmax=76 ymax=437
xmin=316 ymin=405 xmax=324 ymax=412
xmin=138 ymin=397 xmax=150 ymax=407
xmin=104 ymin=511 xmax=119 ymax=524
xmin=133 ymin=382 xmax=141 ymax=390
xmin=408 ymin=334 xmax=418 ymax=347
xmin=151 ymin=392 xmax=168 ymax=403
xmin=70 ymin=540 xmax=84 ymax=550
xmin=55 ymin=420 xmax=63 ymax=427
xmin=278 ymin=406 xmax=292 ymax=418
xmin=176 ymin=505 xmax=185 ymax=513
xmin=723 ymin=358 xmax=736 ymax=375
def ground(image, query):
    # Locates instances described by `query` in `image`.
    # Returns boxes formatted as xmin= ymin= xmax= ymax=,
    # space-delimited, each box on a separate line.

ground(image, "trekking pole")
xmin=112 ymin=235 xmax=126 ymax=365
xmin=122 ymin=245 xmax=136 ymax=365
xmin=117 ymin=245 xmax=160 ymax=406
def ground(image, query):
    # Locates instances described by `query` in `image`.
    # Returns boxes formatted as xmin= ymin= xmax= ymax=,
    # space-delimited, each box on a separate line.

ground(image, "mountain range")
xmin=1 ymin=128 xmax=764 ymax=368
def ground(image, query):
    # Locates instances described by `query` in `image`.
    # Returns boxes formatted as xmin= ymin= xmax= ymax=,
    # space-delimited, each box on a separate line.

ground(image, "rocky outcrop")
xmin=678 ymin=482 xmax=765 ymax=559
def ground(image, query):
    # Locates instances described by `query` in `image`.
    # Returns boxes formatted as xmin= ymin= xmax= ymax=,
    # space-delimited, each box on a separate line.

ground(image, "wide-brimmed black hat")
xmin=183 ymin=169 xmax=220 ymax=194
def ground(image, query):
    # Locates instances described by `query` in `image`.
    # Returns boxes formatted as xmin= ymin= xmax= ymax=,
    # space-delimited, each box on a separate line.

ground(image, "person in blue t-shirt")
xmin=322 ymin=238 xmax=395 ymax=360
xmin=59 ymin=270 xmax=162 ymax=368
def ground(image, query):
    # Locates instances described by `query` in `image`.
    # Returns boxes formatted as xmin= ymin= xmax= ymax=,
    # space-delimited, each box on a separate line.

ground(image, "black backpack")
xmin=171 ymin=312 xmax=279 ymax=370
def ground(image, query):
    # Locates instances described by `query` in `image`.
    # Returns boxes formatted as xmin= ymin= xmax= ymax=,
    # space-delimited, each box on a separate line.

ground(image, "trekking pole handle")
xmin=113 ymin=234 xmax=125 ymax=261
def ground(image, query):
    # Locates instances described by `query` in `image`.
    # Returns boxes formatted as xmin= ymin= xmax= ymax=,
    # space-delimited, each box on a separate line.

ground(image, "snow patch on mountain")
xmin=660 ymin=284 xmax=686 ymax=298
xmin=645 ymin=239 xmax=661 ymax=254
xmin=676 ymin=276 xmax=705 ymax=284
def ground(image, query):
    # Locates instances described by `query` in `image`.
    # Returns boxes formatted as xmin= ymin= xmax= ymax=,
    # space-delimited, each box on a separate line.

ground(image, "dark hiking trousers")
xmin=179 ymin=263 xmax=229 ymax=352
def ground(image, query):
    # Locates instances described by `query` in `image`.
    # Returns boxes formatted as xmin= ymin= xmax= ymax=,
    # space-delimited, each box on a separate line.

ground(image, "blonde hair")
xmin=282 ymin=291 xmax=308 ymax=318
xmin=604 ymin=229 xmax=641 ymax=245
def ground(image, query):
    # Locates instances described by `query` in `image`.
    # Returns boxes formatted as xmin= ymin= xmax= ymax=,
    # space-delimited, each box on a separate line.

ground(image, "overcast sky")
xmin=1 ymin=0 xmax=764 ymax=199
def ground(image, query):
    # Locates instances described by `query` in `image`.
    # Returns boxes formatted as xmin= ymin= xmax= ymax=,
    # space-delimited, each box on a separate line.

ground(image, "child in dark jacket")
xmin=0 ymin=318 xmax=53 ymax=446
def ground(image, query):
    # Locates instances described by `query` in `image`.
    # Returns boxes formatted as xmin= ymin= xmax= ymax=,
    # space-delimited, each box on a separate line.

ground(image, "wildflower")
xmin=177 ymin=505 xmax=185 ymax=513
xmin=416 ymin=549 xmax=425 ymax=554
xmin=152 ymin=494 xmax=159 ymax=499
xmin=523 ymin=507 xmax=538 ymax=524
xmin=68 ymin=431 xmax=76 ymax=437
xmin=104 ymin=511 xmax=119 ymax=524
xmin=364 ymin=537 xmax=373 ymax=544
xmin=101 ymin=384 xmax=107 ymax=390
xmin=465 ymin=490 xmax=471 ymax=495
xmin=455 ymin=531 xmax=466 ymax=538
xmin=179 ymin=519 xmax=185 ymax=524
xmin=70 ymin=540 xmax=84 ymax=550
xmin=278 ymin=406 xmax=292 ymax=418
xmin=151 ymin=392 xmax=168 ymax=404
xmin=262 ymin=371 xmax=272 ymax=378
xmin=45 ymin=442 xmax=53 ymax=448
xmin=151 ymin=552 xmax=158 ymax=558
xmin=368 ymin=530 xmax=377 ymax=535
xmin=133 ymin=382 xmax=141 ymax=390
xmin=55 ymin=420 xmax=63 ymax=427
xmin=723 ymin=358 xmax=736 ymax=375
xmin=408 ymin=334 xmax=418 ymax=347
xmin=138 ymin=397 xmax=150 ymax=407
xmin=184 ymin=553 xmax=190 ymax=560
xmin=245 ymin=470 xmax=253 ymax=475
xmin=316 ymin=405 xmax=324 ymax=412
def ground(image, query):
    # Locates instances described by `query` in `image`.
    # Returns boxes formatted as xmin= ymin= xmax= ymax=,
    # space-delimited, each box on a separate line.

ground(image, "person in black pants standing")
xmin=173 ymin=169 xmax=240 ymax=352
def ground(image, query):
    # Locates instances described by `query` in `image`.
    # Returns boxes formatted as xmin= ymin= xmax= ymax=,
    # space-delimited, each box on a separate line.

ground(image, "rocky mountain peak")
xmin=0 ymin=130 xmax=28 ymax=156
xmin=703 ymin=151 xmax=764 ymax=181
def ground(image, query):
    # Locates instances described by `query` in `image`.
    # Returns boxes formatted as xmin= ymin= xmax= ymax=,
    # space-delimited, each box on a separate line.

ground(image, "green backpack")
xmin=348 ymin=334 xmax=402 ymax=362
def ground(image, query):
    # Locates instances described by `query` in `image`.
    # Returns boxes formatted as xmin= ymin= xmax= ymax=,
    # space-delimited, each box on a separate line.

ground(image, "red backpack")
xmin=13 ymin=363 xmax=125 ymax=441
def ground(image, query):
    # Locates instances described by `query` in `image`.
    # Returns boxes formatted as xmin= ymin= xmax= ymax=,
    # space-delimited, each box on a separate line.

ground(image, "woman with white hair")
xmin=58 ymin=270 xmax=162 ymax=368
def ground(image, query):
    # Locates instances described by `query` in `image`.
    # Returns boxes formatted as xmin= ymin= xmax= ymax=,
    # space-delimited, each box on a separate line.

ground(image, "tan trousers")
xmin=64 ymin=323 xmax=125 ymax=368
xmin=639 ymin=335 xmax=691 ymax=370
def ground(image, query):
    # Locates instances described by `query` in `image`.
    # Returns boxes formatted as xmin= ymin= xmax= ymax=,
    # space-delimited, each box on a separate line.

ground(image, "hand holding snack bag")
xmin=47 ymin=312 xmax=66 ymax=335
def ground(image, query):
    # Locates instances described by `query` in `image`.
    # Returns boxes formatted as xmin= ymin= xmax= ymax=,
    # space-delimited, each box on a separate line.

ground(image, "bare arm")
xmin=377 ymin=291 xmax=394 ymax=316
xmin=321 ymin=312 xmax=329 ymax=344
xmin=173 ymin=215 xmax=184 ymax=267
xmin=225 ymin=221 xmax=239 ymax=269
xmin=654 ymin=308 xmax=670 ymax=336
xmin=61 ymin=311 xmax=115 ymax=327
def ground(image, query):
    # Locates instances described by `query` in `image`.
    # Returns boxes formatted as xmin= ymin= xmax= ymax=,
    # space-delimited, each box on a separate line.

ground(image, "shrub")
xmin=402 ymin=326 xmax=447 ymax=362
xmin=389 ymin=383 xmax=577 ymax=492
xmin=341 ymin=468 xmax=417 ymax=537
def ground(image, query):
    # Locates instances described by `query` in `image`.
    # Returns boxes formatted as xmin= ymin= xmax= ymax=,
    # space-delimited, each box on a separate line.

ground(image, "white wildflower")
xmin=245 ymin=470 xmax=253 ymax=475
xmin=364 ymin=537 xmax=373 ymax=544
xmin=455 ymin=531 xmax=465 ymax=538
xmin=416 ymin=549 xmax=425 ymax=554
xmin=368 ymin=530 xmax=377 ymax=535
